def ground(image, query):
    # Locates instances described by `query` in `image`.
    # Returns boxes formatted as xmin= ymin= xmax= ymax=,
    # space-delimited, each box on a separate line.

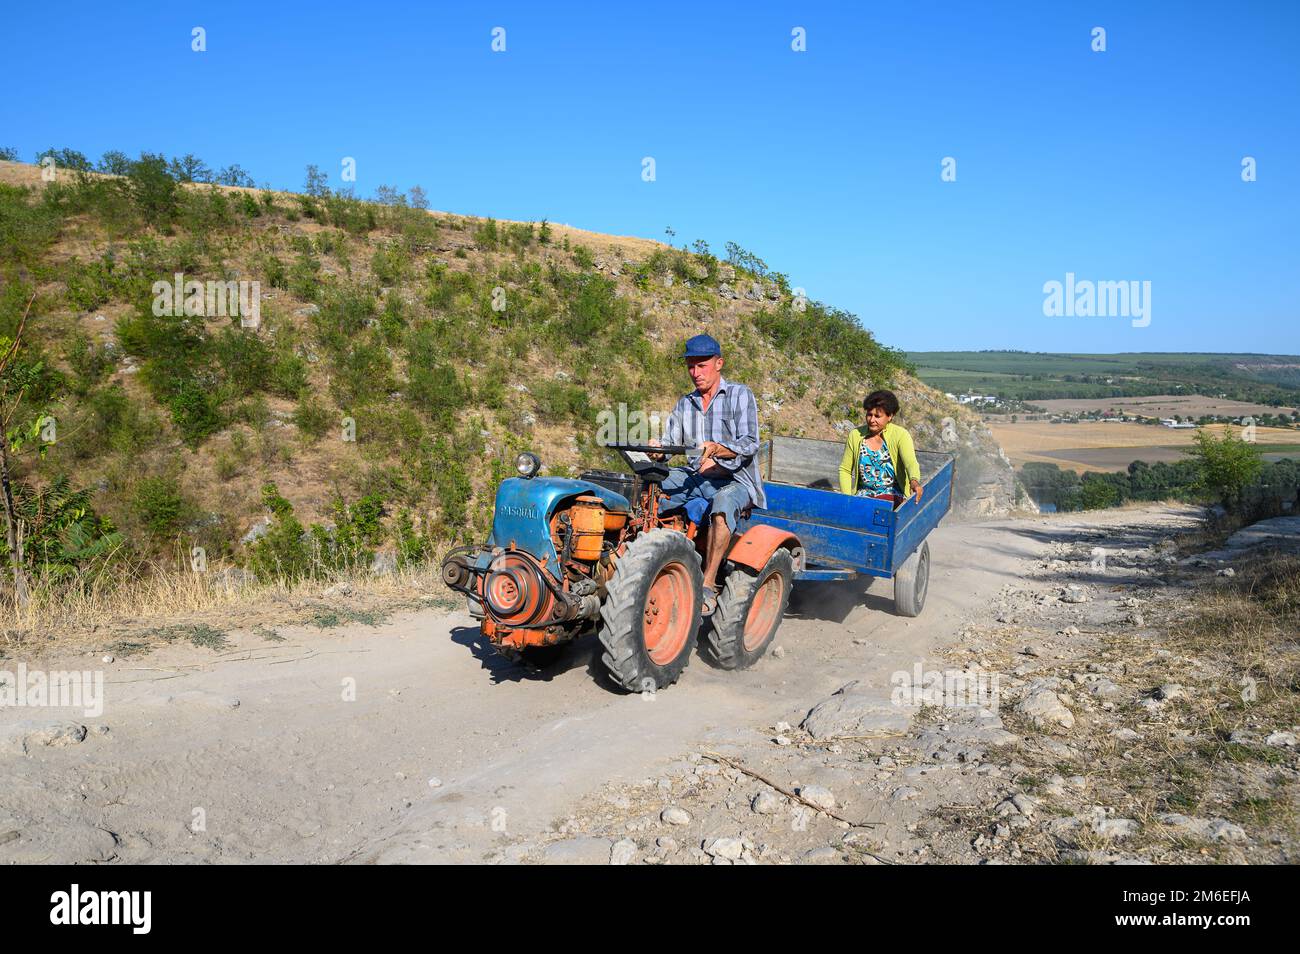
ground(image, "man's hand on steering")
xmin=647 ymin=437 xmax=666 ymax=462
xmin=695 ymin=440 xmax=733 ymax=475
xmin=699 ymin=440 xmax=735 ymax=460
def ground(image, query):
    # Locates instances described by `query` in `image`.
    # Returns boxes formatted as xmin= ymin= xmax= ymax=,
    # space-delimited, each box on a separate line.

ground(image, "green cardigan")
xmin=838 ymin=422 xmax=921 ymax=496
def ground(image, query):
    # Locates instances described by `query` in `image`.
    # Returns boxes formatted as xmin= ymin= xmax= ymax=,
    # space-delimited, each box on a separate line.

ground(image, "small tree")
xmin=169 ymin=154 xmax=212 ymax=183
xmin=0 ymin=294 xmax=38 ymax=606
xmin=214 ymin=164 xmax=256 ymax=188
xmin=304 ymin=164 xmax=330 ymax=198
xmin=123 ymin=153 xmax=180 ymax=224
xmin=1186 ymin=426 xmax=1262 ymax=509
xmin=97 ymin=150 xmax=132 ymax=175
xmin=373 ymin=184 xmax=405 ymax=207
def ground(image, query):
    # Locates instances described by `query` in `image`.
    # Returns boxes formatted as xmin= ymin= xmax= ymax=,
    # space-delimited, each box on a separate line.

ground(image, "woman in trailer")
xmin=838 ymin=389 xmax=923 ymax=504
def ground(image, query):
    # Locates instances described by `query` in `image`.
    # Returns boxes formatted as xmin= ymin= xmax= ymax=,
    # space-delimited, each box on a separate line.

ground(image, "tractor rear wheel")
xmin=598 ymin=528 xmax=702 ymax=692
xmin=893 ymin=540 xmax=930 ymax=617
xmin=704 ymin=548 xmax=794 ymax=669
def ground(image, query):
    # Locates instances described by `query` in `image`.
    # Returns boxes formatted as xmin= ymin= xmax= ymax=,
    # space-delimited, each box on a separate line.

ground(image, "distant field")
xmin=987 ymin=420 xmax=1300 ymax=473
xmin=1032 ymin=395 xmax=1298 ymax=418
xmin=909 ymin=351 xmax=1300 ymax=404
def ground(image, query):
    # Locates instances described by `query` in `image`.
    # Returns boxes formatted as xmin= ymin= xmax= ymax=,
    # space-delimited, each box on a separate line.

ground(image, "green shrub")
xmin=288 ymin=247 xmax=322 ymax=301
xmin=180 ymin=186 xmax=235 ymax=233
xmin=531 ymin=379 xmax=592 ymax=423
xmin=246 ymin=482 xmax=312 ymax=582
xmin=354 ymin=404 xmax=426 ymax=453
xmin=167 ymin=377 xmax=224 ymax=445
xmin=131 ymin=474 xmax=192 ymax=538
xmin=0 ymin=279 xmax=38 ymax=340
xmin=259 ymin=253 xmax=287 ymax=288
xmin=64 ymin=253 xmax=133 ymax=311
xmin=64 ymin=333 xmax=115 ymax=393
xmin=328 ymin=338 xmax=393 ymax=408
xmin=474 ymin=218 xmax=500 ymax=250
xmin=370 ymin=244 xmax=408 ymax=286
xmin=123 ymin=153 xmax=180 ymax=225
xmin=405 ymin=363 xmax=465 ymax=426
xmin=87 ymin=385 xmax=159 ymax=455
xmin=322 ymin=493 xmax=386 ymax=569
xmin=312 ymin=285 xmax=375 ymax=352
xmin=424 ymin=262 xmax=480 ymax=313
xmin=752 ymin=300 xmax=907 ymax=384
xmin=431 ymin=437 xmax=472 ymax=534
xmin=377 ymin=295 xmax=407 ymax=344
xmin=1187 ymin=427 xmax=1264 ymax=510
xmin=324 ymin=193 xmax=376 ymax=234
xmin=505 ymin=222 xmax=534 ymax=249
xmin=392 ymin=509 xmax=433 ymax=566
xmin=0 ymin=184 xmax=64 ymax=266
xmin=293 ymin=396 xmax=334 ymax=442
xmin=211 ymin=328 xmax=273 ymax=397
xmin=269 ymin=350 xmax=309 ymax=398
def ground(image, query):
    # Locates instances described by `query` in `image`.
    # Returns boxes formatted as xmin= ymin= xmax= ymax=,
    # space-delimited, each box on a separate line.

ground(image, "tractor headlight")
xmin=515 ymin=452 xmax=541 ymax=478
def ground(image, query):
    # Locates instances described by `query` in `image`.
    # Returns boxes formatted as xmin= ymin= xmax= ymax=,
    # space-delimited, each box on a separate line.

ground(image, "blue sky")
xmin=4 ymin=1 xmax=1297 ymax=354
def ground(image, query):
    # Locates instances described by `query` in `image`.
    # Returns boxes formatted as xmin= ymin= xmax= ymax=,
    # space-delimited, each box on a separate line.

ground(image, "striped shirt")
xmin=664 ymin=377 xmax=767 ymax=509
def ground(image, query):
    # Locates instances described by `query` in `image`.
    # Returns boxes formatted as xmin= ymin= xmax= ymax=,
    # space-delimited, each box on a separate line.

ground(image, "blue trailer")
xmin=441 ymin=435 xmax=954 ymax=691
xmin=741 ymin=435 xmax=955 ymax=617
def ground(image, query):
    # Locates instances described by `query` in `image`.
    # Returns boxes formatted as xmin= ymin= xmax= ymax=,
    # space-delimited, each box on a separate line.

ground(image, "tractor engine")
xmin=440 ymin=459 xmax=635 ymax=652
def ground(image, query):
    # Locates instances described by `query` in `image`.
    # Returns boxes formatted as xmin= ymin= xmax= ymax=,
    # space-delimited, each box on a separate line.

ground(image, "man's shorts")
xmin=660 ymin=467 xmax=751 ymax=534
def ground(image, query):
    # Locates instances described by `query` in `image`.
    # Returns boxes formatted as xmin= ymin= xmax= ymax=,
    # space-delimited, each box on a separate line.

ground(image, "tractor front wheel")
xmin=704 ymin=548 xmax=794 ymax=669
xmin=598 ymin=528 xmax=703 ymax=692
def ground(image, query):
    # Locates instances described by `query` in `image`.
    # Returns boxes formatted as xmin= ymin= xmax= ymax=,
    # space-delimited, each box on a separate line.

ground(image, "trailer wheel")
xmin=893 ymin=539 xmax=930 ymax=617
xmin=598 ymin=528 xmax=703 ymax=692
xmin=496 ymin=644 xmax=567 ymax=669
xmin=705 ymin=548 xmax=794 ymax=670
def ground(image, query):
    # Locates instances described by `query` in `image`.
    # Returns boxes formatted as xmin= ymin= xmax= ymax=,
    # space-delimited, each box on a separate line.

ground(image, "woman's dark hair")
xmin=863 ymin=389 xmax=900 ymax=416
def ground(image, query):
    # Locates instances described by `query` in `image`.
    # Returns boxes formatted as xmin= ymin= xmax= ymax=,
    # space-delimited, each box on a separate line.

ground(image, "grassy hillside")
xmin=911 ymin=350 xmax=1300 ymax=404
xmin=0 ymin=153 xmax=1013 ymax=629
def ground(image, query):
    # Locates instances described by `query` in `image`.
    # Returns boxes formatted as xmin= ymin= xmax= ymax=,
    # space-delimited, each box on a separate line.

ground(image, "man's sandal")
xmin=701 ymin=586 xmax=719 ymax=617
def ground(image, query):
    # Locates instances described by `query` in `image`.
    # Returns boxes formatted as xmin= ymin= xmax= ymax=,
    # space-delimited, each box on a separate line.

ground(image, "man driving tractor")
xmin=651 ymin=333 xmax=766 ymax=617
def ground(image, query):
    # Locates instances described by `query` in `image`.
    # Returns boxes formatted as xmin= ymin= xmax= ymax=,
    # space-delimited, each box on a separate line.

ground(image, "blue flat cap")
xmin=683 ymin=333 xmax=721 ymax=358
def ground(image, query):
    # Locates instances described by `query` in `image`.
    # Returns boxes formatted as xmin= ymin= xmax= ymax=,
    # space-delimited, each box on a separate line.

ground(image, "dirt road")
xmin=0 ymin=508 xmax=1205 ymax=864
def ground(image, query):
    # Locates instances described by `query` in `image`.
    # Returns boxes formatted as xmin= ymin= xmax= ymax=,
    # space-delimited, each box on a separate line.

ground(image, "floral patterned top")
xmin=856 ymin=438 xmax=896 ymax=497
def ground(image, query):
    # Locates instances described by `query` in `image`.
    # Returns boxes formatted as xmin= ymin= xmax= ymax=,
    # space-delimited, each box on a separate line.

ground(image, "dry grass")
xmin=0 ymin=558 xmax=458 ymax=659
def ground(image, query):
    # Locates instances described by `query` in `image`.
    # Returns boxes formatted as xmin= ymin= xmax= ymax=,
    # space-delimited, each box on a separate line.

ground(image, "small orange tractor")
xmin=440 ymin=444 xmax=799 ymax=692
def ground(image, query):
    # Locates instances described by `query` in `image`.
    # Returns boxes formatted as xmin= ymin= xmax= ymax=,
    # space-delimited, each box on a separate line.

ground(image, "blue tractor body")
xmin=477 ymin=476 xmax=631 ymax=572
